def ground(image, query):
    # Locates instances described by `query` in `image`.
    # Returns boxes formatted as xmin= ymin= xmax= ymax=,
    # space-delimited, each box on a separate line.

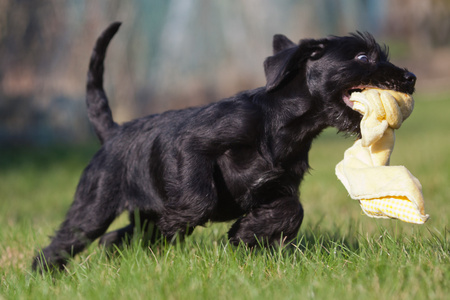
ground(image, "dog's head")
xmin=264 ymin=32 xmax=416 ymax=134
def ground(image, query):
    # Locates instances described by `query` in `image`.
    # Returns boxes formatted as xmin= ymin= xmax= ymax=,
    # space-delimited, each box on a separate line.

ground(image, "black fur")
xmin=32 ymin=22 xmax=416 ymax=272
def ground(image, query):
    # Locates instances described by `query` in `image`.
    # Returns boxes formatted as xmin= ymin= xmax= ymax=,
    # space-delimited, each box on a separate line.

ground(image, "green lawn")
xmin=1 ymin=93 xmax=449 ymax=299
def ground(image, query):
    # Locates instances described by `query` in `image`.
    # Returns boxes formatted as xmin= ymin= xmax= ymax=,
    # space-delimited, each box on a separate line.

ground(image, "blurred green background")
xmin=1 ymin=0 xmax=449 ymax=145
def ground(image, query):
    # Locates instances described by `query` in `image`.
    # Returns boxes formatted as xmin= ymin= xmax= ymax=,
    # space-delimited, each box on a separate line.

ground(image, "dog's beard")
xmin=325 ymin=100 xmax=362 ymax=135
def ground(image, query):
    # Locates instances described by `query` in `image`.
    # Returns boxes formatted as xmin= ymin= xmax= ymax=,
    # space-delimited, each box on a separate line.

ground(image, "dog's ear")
xmin=264 ymin=38 xmax=328 ymax=92
xmin=272 ymin=34 xmax=297 ymax=54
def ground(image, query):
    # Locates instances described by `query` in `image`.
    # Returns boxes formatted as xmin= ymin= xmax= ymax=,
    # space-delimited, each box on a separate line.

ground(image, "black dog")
xmin=32 ymin=22 xmax=416 ymax=271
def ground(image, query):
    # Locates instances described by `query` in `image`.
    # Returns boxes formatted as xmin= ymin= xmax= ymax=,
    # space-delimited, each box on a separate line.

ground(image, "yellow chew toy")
xmin=335 ymin=88 xmax=429 ymax=224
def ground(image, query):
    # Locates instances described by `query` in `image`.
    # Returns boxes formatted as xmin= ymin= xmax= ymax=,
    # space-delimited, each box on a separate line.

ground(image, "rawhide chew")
xmin=335 ymin=88 xmax=429 ymax=224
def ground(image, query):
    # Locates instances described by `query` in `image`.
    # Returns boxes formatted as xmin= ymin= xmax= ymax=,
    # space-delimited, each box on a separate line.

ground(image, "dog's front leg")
xmin=228 ymin=196 xmax=304 ymax=246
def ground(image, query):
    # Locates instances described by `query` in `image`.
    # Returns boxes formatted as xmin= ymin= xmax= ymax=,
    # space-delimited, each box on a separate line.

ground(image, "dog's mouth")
xmin=342 ymin=86 xmax=376 ymax=108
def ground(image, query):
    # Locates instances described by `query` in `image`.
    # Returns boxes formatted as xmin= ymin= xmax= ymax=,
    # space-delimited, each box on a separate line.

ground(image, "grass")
xmin=1 ymin=92 xmax=450 ymax=299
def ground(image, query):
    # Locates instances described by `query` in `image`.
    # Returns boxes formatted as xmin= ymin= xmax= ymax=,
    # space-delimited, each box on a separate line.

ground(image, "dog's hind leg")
xmin=99 ymin=211 xmax=161 ymax=248
xmin=32 ymin=166 xmax=122 ymax=272
xmin=228 ymin=196 xmax=304 ymax=246
xmin=32 ymin=206 xmax=118 ymax=272
xmin=98 ymin=223 xmax=134 ymax=248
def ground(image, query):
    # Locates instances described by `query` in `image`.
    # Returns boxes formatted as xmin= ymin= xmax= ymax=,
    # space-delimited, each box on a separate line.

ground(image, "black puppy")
xmin=33 ymin=22 xmax=416 ymax=271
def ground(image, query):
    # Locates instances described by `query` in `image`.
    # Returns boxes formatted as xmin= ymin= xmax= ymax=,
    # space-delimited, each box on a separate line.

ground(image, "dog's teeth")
xmin=349 ymin=88 xmax=363 ymax=94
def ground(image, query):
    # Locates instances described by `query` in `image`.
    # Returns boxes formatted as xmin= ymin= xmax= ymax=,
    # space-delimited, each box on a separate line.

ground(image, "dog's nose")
xmin=404 ymin=71 xmax=417 ymax=85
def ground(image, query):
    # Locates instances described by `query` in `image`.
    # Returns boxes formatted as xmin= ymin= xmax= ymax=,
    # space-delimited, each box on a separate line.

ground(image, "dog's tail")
xmin=86 ymin=22 xmax=121 ymax=144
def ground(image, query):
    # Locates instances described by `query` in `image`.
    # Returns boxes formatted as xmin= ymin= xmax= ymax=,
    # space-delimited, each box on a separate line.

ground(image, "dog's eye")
xmin=356 ymin=54 xmax=369 ymax=63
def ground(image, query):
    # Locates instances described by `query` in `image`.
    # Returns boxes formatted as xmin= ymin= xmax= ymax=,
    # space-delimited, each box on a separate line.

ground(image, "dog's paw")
xmin=31 ymin=252 xmax=66 ymax=273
